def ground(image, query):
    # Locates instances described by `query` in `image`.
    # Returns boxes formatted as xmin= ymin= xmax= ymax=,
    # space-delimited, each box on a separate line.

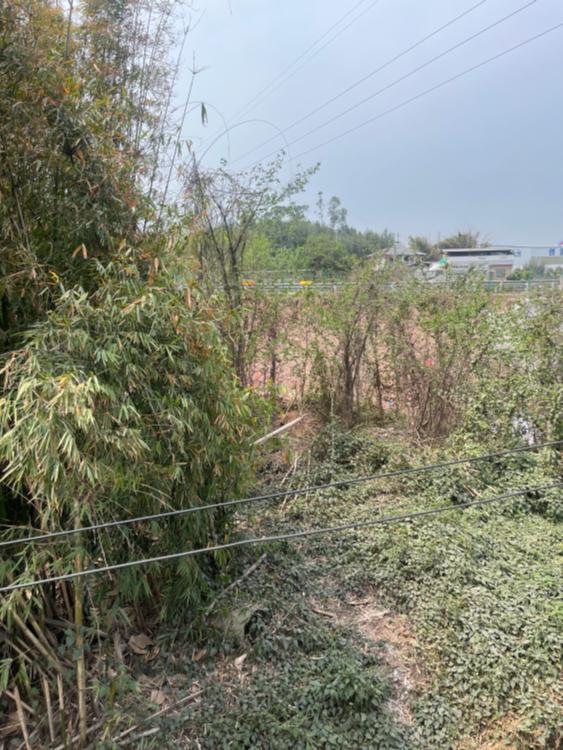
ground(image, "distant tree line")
xmin=243 ymin=204 xmax=490 ymax=274
xmin=243 ymin=193 xmax=396 ymax=275
xmin=408 ymin=231 xmax=487 ymax=261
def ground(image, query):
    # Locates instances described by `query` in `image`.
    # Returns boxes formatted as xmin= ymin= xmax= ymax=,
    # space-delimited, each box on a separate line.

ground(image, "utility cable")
xmin=0 ymin=483 xmax=559 ymax=594
xmin=0 ymin=441 xmax=560 ymax=549
xmin=231 ymin=0 xmax=495 ymax=165
xmin=202 ymin=0 xmax=382 ymax=152
xmin=244 ymin=0 xmax=539 ymax=167
xmin=232 ymin=0 xmax=384 ymax=122
xmin=288 ymin=21 xmax=563 ymax=163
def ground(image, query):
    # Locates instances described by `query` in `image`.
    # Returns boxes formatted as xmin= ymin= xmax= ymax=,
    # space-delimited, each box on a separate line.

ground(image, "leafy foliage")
xmin=294 ymin=266 xmax=396 ymax=422
xmin=244 ymin=196 xmax=395 ymax=275
xmin=0 ymin=0 xmax=183 ymax=349
xmin=0 ymin=1 xmax=140 ymax=345
xmin=507 ymin=263 xmax=562 ymax=280
xmin=0 ymin=261 xmax=256 ymax=605
xmin=384 ymin=273 xmax=497 ymax=438
xmin=261 ymin=424 xmax=562 ymax=749
xmin=456 ymin=291 xmax=563 ymax=447
xmin=1 ymin=4 xmax=561 ymax=748
xmin=0 ymin=260 xmax=260 ymax=742
xmin=184 ymin=159 xmax=317 ymax=382
xmin=155 ymin=550 xmax=409 ymax=750
xmin=407 ymin=231 xmax=489 ymax=261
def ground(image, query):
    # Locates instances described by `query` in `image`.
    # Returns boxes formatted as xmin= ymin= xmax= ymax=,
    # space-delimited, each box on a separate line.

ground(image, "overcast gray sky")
xmin=182 ymin=0 xmax=563 ymax=245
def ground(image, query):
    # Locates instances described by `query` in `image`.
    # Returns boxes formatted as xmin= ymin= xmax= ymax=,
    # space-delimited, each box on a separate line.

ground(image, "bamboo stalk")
xmin=60 ymin=580 xmax=74 ymax=623
xmin=28 ymin=610 xmax=59 ymax=656
xmin=42 ymin=675 xmax=56 ymax=744
xmin=64 ymin=0 xmax=74 ymax=59
xmin=57 ymin=672 xmax=69 ymax=750
xmin=4 ymin=689 xmax=34 ymax=715
xmin=13 ymin=686 xmax=31 ymax=750
xmin=157 ymin=62 xmax=198 ymax=224
xmin=74 ymin=508 xmax=87 ymax=748
xmin=11 ymin=611 xmax=63 ymax=673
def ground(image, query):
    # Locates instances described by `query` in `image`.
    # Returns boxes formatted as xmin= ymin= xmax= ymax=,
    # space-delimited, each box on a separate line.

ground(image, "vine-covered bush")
xmin=384 ymin=274 xmax=496 ymax=439
xmin=456 ymin=291 xmax=563 ymax=448
xmin=279 ymin=424 xmax=562 ymax=749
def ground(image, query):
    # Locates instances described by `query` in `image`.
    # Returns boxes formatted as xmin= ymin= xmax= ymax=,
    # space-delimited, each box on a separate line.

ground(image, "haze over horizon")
xmin=182 ymin=0 xmax=563 ymax=246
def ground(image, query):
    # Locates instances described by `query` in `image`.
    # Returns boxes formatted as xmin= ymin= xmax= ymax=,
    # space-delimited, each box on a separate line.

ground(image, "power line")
xmin=288 ymin=20 xmax=563 ymax=163
xmin=243 ymin=0 xmax=540 ymax=168
xmin=232 ymin=0 xmax=384 ymax=123
xmin=1 ymin=483 xmax=559 ymax=594
xmin=201 ymin=0 xmax=383 ymax=153
xmin=196 ymin=117 xmax=296 ymax=172
xmin=1 ymin=440 xmax=560 ymax=549
xmin=231 ymin=0 xmax=495 ymax=165
xmin=230 ymin=0 xmax=369 ymax=120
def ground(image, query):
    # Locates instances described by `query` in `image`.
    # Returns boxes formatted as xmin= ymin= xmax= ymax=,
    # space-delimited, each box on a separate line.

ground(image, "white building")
xmin=501 ymin=244 xmax=563 ymax=271
xmin=429 ymin=247 xmax=516 ymax=280
xmin=429 ymin=243 xmax=563 ymax=279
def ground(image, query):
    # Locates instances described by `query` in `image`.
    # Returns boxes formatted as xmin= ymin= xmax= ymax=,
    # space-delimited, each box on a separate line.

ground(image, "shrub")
xmin=385 ymin=274 xmax=496 ymax=439
xmin=0 ymin=260 xmax=258 ymax=738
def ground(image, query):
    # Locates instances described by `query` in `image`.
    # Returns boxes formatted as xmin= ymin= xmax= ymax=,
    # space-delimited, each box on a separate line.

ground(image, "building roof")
xmin=442 ymin=247 xmax=514 ymax=256
xmin=382 ymin=246 xmax=426 ymax=258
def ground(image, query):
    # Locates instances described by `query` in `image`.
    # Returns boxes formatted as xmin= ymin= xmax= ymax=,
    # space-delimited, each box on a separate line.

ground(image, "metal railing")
xmin=239 ymin=277 xmax=561 ymax=292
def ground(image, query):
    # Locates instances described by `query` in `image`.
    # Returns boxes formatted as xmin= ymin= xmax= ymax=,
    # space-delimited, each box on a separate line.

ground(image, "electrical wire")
xmin=244 ymin=0 xmax=540 ymax=168
xmin=0 ymin=441 xmax=560 ymax=549
xmin=201 ymin=0 xmax=382 ymax=152
xmin=196 ymin=118 xmax=294 ymax=171
xmin=231 ymin=0 xmax=495 ymax=165
xmin=1 ymin=483 xmax=559 ymax=594
xmin=231 ymin=0 xmax=384 ymax=121
xmin=287 ymin=21 xmax=563 ymax=163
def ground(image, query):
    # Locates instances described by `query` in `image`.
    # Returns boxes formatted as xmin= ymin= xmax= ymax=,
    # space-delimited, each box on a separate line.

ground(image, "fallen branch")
xmin=206 ymin=554 xmax=267 ymax=614
xmin=120 ymin=726 xmax=160 ymax=746
xmin=311 ymin=606 xmax=336 ymax=619
xmin=53 ymin=720 xmax=105 ymax=750
xmin=110 ymin=689 xmax=206 ymax=746
xmin=5 ymin=690 xmax=34 ymax=715
xmin=280 ymin=454 xmax=300 ymax=488
xmin=15 ymin=716 xmax=47 ymax=750
xmin=254 ymin=416 xmax=304 ymax=446
xmin=13 ymin=687 xmax=31 ymax=750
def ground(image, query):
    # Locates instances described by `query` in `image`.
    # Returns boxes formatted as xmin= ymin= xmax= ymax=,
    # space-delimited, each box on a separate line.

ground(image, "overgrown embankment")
xmin=2 ymin=2 xmax=561 ymax=748
xmin=95 ymin=425 xmax=561 ymax=749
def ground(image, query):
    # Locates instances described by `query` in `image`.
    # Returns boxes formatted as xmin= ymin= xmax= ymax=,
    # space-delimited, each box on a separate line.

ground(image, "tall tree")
xmin=408 ymin=235 xmax=435 ymax=255
xmin=328 ymin=195 xmax=348 ymax=231
xmin=437 ymin=231 xmax=487 ymax=249
xmin=0 ymin=0 xmax=185 ymax=350
xmin=185 ymin=157 xmax=316 ymax=382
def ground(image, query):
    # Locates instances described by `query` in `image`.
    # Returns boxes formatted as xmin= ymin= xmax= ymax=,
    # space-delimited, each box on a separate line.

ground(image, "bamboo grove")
xmin=0 ymin=1 xmax=562 ymax=747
